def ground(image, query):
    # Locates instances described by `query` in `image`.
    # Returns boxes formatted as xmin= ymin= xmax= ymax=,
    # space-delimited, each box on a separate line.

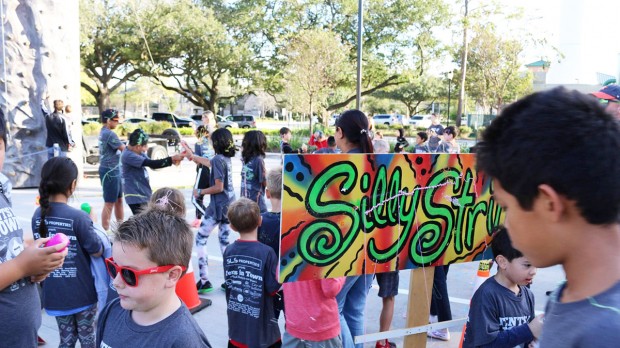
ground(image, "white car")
xmin=409 ymin=114 xmax=433 ymax=128
xmin=373 ymin=114 xmax=398 ymax=126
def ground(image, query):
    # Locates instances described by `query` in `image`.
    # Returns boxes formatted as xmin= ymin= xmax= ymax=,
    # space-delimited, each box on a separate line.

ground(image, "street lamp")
xmin=446 ymin=71 xmax=453 ymax=126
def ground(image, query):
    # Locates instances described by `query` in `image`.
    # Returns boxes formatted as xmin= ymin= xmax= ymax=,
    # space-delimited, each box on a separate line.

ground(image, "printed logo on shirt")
xmin=499 ymin=315 xmax=530 ymax=330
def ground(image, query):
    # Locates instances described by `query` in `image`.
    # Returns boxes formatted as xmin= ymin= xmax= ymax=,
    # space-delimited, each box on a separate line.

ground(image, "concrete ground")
xmin=13 ymin=148 xmax=562 ymax=348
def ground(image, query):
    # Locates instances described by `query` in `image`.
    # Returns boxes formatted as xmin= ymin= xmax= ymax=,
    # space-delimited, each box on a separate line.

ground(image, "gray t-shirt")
xmin=121 ymin=149 xmax=150 ymax=205
xmin=539 ymin=280 xmax=620 ymax=347
xmin=240 ymin=156 xmax=266 ymax=213
xmin=0 ymin=193 xmax=41 ymax=348
xmin=206 ymin=154 xmax=235 ymax=222
xmin=97 ymin=298 xmax=212 ymax=348
xmin=99 ymin=127 xmax=123 ymax=169
xmin=463 ymin=277 xmax=534 ymax=348
xmin=224 ymin=240 xmax=281 ymax=348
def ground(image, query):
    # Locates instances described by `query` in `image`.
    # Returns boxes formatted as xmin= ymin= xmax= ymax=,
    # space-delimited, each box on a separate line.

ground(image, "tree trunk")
xmin=456 ymin=0 xmax=469 ymax=127
xmin=0 ymin=0 xmax=82 ymax=187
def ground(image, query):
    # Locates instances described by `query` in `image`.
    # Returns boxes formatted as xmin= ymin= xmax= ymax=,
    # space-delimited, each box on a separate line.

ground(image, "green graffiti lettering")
xmin=372 ymin=166 xmax=388 ymax=226
xmin=452 ymin=169 xmax=476 ymax=254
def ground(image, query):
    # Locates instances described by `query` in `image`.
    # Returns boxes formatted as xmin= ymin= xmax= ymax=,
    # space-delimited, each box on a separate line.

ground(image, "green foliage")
xmin=472 ymin=126 xmax=486 ymax=139
xmin=458 ymin=126 xmax=472 ymax=138
xmin=82 ymin=123 xmax=102 ymax=136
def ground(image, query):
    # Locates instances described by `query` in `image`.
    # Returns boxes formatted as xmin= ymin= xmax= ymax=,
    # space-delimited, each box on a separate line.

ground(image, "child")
xmin=149 ymin=187 xmax=187 ymax=218
xmin=476 ymin=87 xmax=620 ymax=346
xmin=438 ymin=126 xmax=459 ymax=154
xmin=0 ymin=111 xmax=68 ymax=347
xmin=258 ymin=167 xmax=284 ymax=318
xmin=414 ymin=131 xmax=429 ymax=153
xmin=308 ymin=130 xmax=328 ymax=150
xmin=122 ymin=129 xmax=184 ymax=215
xmin=395 ymin=127 xmax=409 ymax=150
xmin=32 ymin=157 xmax=103 ymax=348
xmin=280 ymin=127 xmax=307 ymax=154
xmin=241 ymin=130 xmax=268 ymax=213
xmin=189 ymin=128 xmax=236 ymax=293
xmin=192 ymin=125 xmax=214 ymax=227
xmin=462 ymin=226 xmax=542 ymax=348
xmin=283 ymin=275 xmax=345 ymax=347
xmin=98 ymin=109 xmax=126 ymax=230
xmin=96 ymin=210 xmax=212 ymax=347
xmin=314 ymin=136 xmax=338 ymax=153
xmin=224 ymin=198 xmax=281 ymax=348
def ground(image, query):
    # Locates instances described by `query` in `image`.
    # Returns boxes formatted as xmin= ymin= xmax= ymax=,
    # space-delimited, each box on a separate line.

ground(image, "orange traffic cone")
xmin=176 ymin=263 xmax=211 ymax=314
xmin=459 ymin=259 xmax=493 ymax=347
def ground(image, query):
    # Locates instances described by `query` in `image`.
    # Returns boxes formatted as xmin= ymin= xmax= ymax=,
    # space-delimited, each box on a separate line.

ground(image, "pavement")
xmin=13 ymin=148 xmax=564 ymax=348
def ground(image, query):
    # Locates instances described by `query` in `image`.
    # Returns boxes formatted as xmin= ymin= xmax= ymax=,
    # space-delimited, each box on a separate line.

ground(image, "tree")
xmin=373 ymin=74 xmax=443 ymax=116
xmin=465 ymin=23 xmax=532 ymax=113
xmin=149 ymin=1 xmax=255 ymax=115
xmin=79 ymin=0 xmax=164 ymax=114
xmin=284 ymin=29 xmax=350 ymax=131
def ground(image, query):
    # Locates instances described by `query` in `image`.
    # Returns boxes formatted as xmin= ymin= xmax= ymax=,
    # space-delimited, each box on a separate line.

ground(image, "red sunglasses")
xmin=105 ymin=257 xmax=186 ymax=287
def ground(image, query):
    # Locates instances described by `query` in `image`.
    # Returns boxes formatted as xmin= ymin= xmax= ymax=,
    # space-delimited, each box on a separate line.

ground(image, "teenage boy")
xmin=462 ymin=227 xmax=542 ymax=348
xmin=224 ymin=198 xmax=281 ymax=348
xmin=476 ymin=87 xmax=620 ymax=347
xmin=97 ymin=210 xmax=211 ymax=347
xmin=98 ymin=109 xmax=125 ymax=230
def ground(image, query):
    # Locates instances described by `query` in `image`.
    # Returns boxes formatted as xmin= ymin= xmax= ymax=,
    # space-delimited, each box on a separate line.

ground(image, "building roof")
xmin=525 ymin=60 xmax=551 ymax=68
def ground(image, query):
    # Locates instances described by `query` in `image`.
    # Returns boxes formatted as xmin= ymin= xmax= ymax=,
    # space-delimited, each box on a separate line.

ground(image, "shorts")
xmin=99 ymin=167 xmax=123 ymax=203
xmin=376 ymin=271 xmax=399 ymax=298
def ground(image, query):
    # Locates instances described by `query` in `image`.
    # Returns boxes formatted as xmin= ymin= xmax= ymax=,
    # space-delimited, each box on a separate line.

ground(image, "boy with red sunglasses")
xmin=96 ymin=209 xmax=211 ymax=347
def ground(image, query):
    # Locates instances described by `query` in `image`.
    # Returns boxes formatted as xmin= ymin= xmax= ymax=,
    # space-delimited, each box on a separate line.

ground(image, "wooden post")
xmin=403 ymin=267 xmax=435 ymax=348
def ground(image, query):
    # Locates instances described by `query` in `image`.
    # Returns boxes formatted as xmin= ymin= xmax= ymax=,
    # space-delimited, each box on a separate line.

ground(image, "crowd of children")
xmin=2 ymin=86 xmax=620 ymax=347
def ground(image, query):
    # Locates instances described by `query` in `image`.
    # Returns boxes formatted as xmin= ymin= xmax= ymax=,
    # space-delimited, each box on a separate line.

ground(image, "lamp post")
xmin=447 ymin=71 xmax=453 ymax=126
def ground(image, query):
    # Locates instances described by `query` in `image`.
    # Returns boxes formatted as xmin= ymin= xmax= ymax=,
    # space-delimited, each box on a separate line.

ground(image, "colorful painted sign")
xmin=280 ymin=153 xmax=503 ymax=282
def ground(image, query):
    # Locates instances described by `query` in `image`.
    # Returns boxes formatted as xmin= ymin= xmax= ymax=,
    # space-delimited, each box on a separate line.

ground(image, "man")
xmin=592 ymin=84 xmax=620 ymax=118
xmin=42 ymin=97 xmax=73 ymax=159
xmin=98 ymin=109 xmax=125 ymax=230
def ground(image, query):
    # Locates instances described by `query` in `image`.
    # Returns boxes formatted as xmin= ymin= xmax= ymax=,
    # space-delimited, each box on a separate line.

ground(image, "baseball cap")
xmin=101 ymin=109 xmax=120 ymax=122
xmin=592 ymin=84 xmax=620 ymax=101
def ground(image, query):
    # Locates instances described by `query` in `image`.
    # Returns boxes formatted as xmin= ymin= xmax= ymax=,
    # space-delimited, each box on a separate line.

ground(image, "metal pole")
xmin=447 ymin=78 xmax=451 ymax=126
xmin=356 ymin=0 xmax=363 ymax=110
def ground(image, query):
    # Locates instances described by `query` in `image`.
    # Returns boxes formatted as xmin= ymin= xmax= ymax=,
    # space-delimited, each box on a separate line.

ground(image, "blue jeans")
xmin=430 ymin=265 xmax=452 ymax=322
xmin=336 ymin=275 xmax=373 ymax=348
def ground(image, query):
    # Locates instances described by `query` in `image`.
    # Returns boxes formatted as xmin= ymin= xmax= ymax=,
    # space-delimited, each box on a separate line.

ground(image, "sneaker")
xmin=191 ymin=219 xmax=201 ymax=228
xmin=427 ymin=328 xmax=450 ymax=341
xmin=375 ymin=340 xmax=397 ymax=348
xmin=196 ymin=280 xmax=213 ymax=294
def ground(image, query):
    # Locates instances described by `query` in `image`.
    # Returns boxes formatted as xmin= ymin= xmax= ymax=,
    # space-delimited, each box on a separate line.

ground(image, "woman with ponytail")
xmin=333 ymin=109 xmax=374 ymax=348
xmin=32 ymin=157 xmax=102 ymax=348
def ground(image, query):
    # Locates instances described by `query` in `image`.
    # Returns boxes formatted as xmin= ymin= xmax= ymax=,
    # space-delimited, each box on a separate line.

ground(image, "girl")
xmin=333 ymin=109 xmax=374 ymax=348
xmin=240 ymin=130 xmax=268 ymax=213
xmin=149 ymin=187 xmax=187 ymax=218
xmin=186 ymin=128 xmax=236 ymax=293
xmin=192 ymin=124 xmax=214 ymax=227
xmin=121 ymin=129 xmax=184 ymax=215
xmin=395 ymin=127 xmax=409 ymax=151
xmin=32 ymin=157 xmax=103 ymax=348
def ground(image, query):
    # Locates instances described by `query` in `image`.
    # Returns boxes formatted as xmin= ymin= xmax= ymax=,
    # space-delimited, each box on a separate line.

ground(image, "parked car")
xmin=152 ymin=112 xmax=196 ymax=128
xmin=122 ymin=117 xmax=155 ymax=124
xmin=216 ymin=116 xmax=239 ymax=129
xmin=190 ymin=114 xmax=203 ymax=126
xmin=409 ymin=114 xmax=433 ymax=128
xmin=81 ymin=118 xmax=98 ymax=126
xmin=373 ymin=114 xmax=398 ymax=126
xmin=227 ymin=114 xmax=257 ymax=128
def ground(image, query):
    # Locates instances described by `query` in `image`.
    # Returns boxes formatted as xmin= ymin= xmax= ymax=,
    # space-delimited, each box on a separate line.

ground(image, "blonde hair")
xmin=148 ymin=187 xmax=186 ymax=218
xmin=266 ymin=166 xmax=282 ymax=200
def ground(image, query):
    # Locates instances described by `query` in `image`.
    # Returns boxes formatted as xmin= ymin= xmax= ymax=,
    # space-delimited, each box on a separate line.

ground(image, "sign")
xmin=280 ymin=153 xmax=502 ymax=282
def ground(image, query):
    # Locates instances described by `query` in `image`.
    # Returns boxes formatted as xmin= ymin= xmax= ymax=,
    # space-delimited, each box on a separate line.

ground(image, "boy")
xmin=224 ymin=198 xmax=281 ymax=348
xmin=96 ymin=210 xmax=211 ymax=347
xmin=462 ymin=227 xmax=542 ymax=348
xmin=258 ymin=167 xmax=284 ymax=318
xmin=98 ymin=109 xmax=125 ymax=230
xmin=476 ymin=87 xmax=620 ymax=347
xmin=279 ymin=127 xmax=307 ymax=154
xmin=0 ymin=109 xmax=68 ymax=347
xmin=314 ymin=136 xmax=339 ymax=153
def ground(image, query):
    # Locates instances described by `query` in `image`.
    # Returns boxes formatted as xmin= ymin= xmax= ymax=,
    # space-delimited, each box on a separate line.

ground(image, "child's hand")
xmin=180 ymin=141 xmax=194 ymax=157
xmin=17 ymin=238 xmax=67 ymax=278
xmin=528 ymin=314 xmax=544 ymax=338
xmin=301 ymin=143 xmax=308 ymax=153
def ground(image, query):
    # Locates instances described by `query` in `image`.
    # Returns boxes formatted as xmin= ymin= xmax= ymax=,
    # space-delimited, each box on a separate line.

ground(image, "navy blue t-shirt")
xmin=206 ymin=154 xmax=235 ymax=222
xmin=240 ymin=156 xmax=266 ymax=213
xmin=223 ymin=240 xmax=281 ymax=347
xmin=121 ymin=149 xmax=151 ymax=205
xmin=258 ymin=211 xmax=281 ymax=257
xmin=99 ymin=127 xmax=123 ymax=169
xmin=32 ymin=203 xmax=101 ymax=311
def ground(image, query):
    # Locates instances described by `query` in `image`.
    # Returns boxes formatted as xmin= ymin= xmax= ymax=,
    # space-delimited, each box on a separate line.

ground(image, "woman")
xmin=334 ymin=110 xmax=374 ymax=348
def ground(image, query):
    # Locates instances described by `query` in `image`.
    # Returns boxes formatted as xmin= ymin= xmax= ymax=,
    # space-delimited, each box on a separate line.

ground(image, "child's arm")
xmin=196 ymin=179 xmax=223 ymax=197
xmin=142 ymin=154 xmax=184 ymax=169
xmin=0 ymin=238 xmax=67 ymax=289
xmin=321 ymin=276 xmax=346 ymax=298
